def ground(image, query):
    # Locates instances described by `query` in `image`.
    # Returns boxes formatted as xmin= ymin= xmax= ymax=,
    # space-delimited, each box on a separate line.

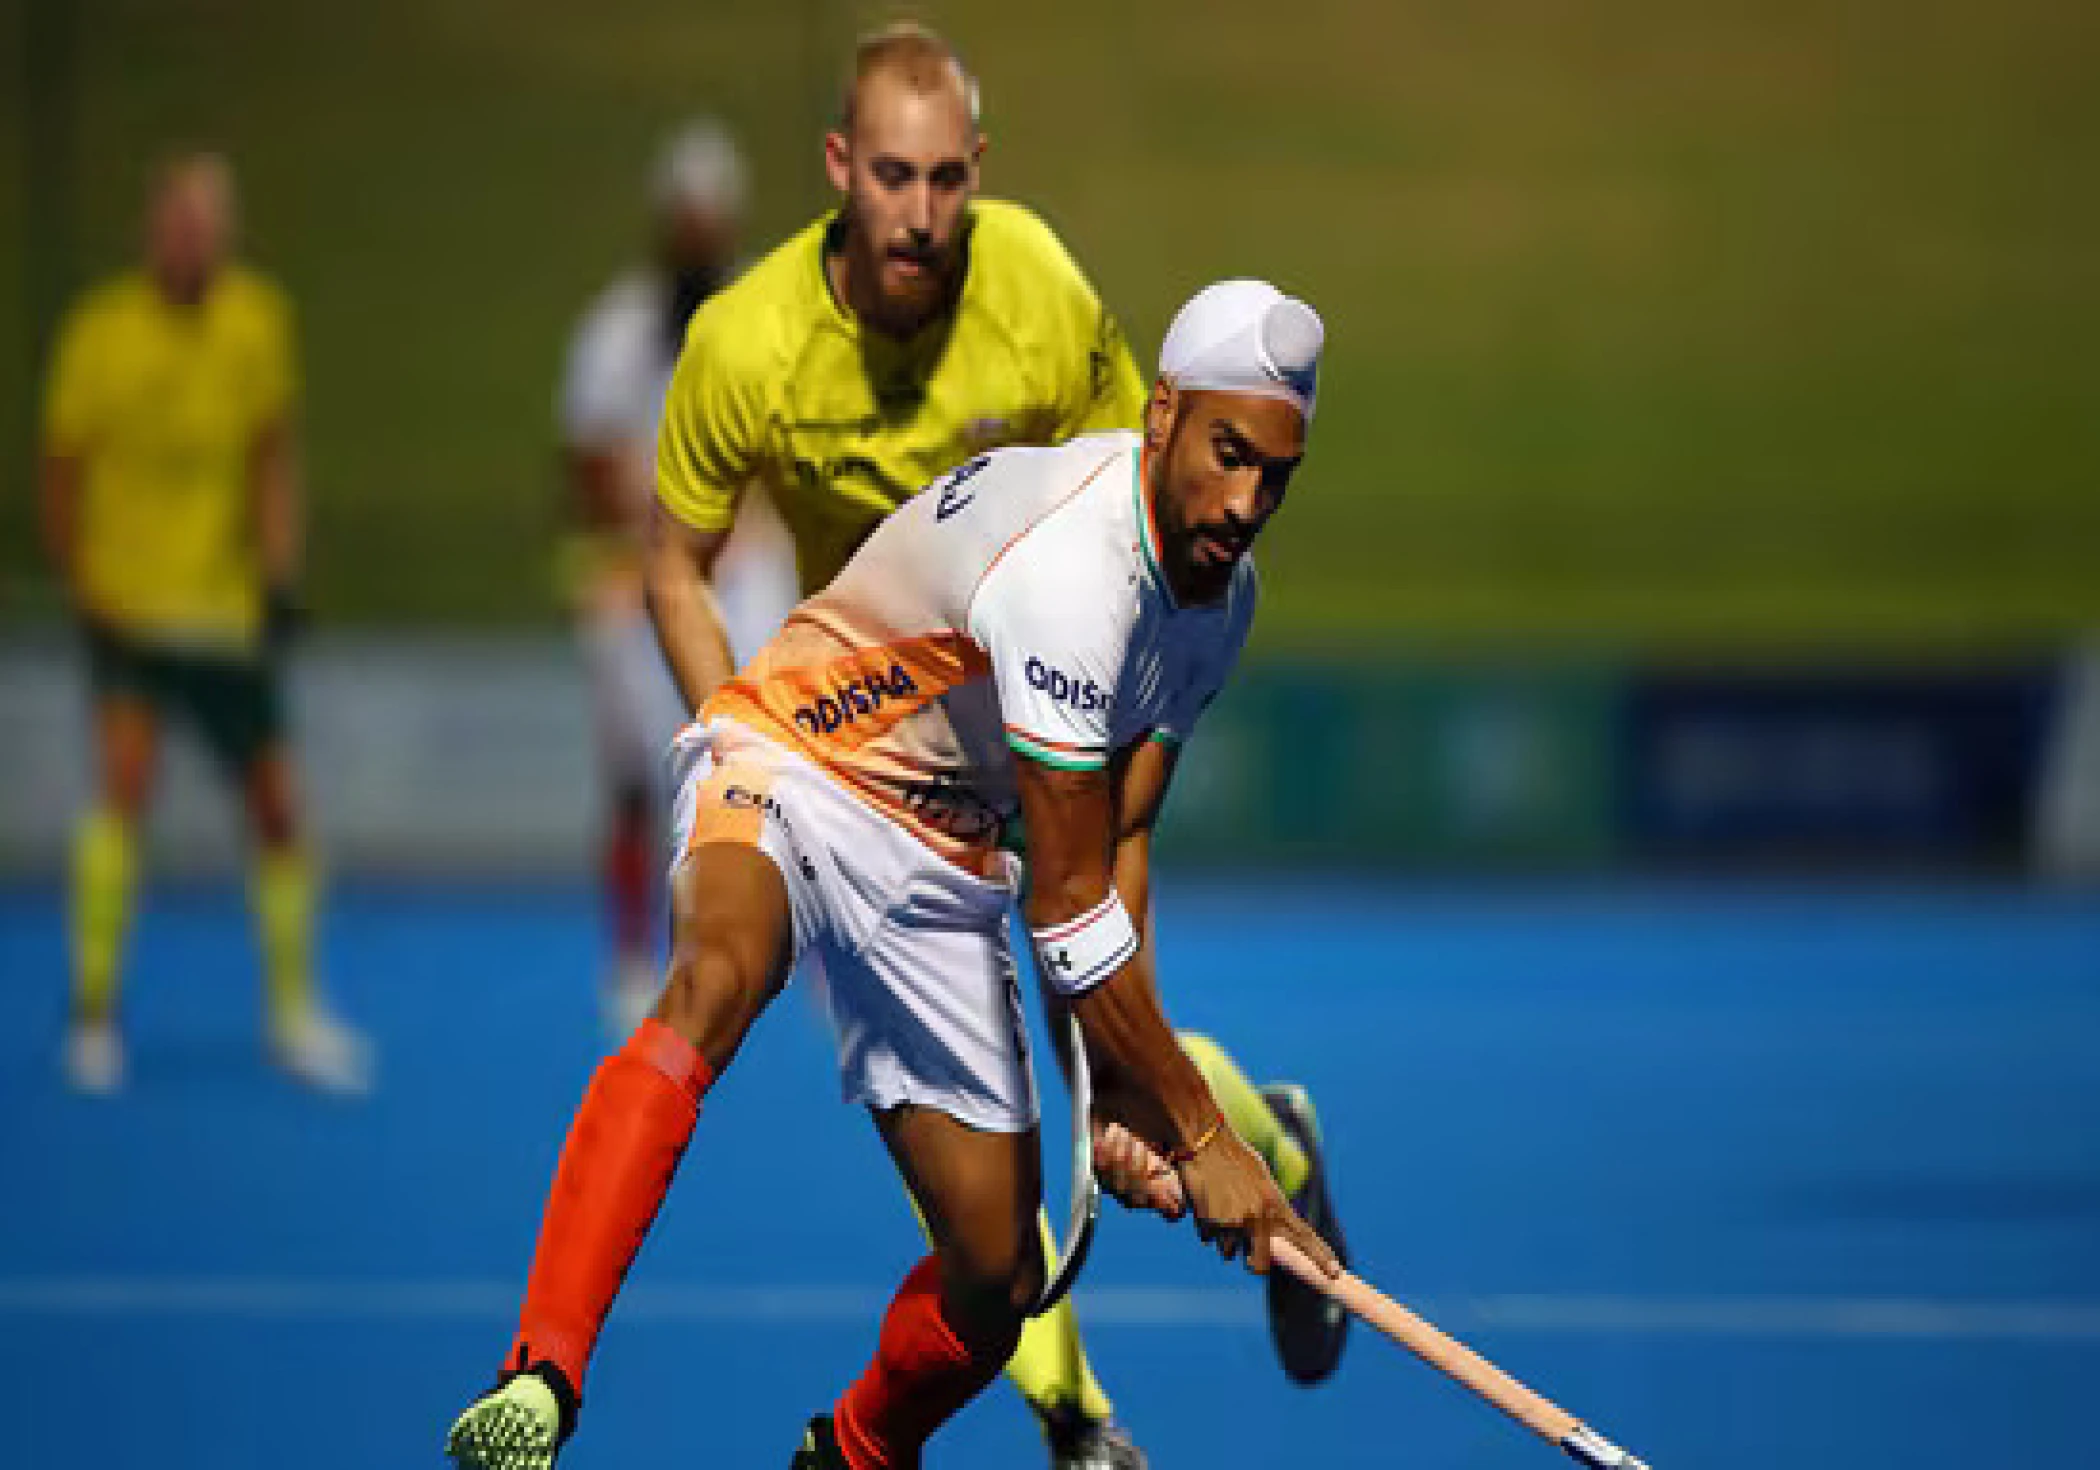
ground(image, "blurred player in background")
xmin=637 ymin=25 xmax=1347 ymax=1464
xmin=39 ymin=151 xmax=370 ymax=1096
xmin=559 ymin=120 xmax=798 ymax=1035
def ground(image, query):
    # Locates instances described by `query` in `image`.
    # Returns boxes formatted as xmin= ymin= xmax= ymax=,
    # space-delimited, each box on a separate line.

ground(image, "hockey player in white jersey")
xmin=451 ymin=279 xmax=1339 ymax=1470
xmin=558 ymin=120 xmax=797 ymax=1034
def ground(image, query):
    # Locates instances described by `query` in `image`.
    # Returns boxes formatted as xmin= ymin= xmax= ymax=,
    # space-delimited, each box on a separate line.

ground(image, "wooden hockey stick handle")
xmin=1268 ymin=1237 xmax=1651 ymax=1467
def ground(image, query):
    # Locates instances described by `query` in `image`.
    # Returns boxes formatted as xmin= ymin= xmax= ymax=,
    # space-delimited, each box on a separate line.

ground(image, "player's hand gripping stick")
xmin=1269 ymin=1237 xmax=1652 ymax=1469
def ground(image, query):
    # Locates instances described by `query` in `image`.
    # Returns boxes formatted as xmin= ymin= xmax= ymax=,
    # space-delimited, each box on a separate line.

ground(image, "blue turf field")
xmin=3 ymin=879 xmax=2096 ymax=1468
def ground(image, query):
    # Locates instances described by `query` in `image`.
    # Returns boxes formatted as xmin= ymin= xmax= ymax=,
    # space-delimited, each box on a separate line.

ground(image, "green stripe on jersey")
xmin=1006 ymin=730 xmax=1109 ymax=771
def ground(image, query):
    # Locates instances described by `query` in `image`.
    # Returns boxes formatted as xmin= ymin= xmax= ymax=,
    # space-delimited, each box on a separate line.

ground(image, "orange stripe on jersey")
xmin=707 ymin=630 xmax=990 ymax=756
xmin=705 ymin=631 xmax=1006 ymax=879
xmin=700 ymin=708 xmax=1006 ymax=878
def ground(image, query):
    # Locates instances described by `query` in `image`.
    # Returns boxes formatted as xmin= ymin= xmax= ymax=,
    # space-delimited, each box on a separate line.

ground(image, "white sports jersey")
xmin=560 ymin=271 xmax=679 ymax=458
xmin=560 ymin=269 xmax=798 ymax=670
xmin=700 ymin=430 xmax=1257 ymax=876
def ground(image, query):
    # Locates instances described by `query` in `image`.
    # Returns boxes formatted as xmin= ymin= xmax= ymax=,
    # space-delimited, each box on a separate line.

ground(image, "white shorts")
xmin=668 ymin=719 xmax=1038 ymax=1134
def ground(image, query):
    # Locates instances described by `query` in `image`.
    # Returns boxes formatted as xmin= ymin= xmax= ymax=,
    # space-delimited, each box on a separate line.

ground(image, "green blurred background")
xmin=6 ymin=0 xmax=2096 ymax=652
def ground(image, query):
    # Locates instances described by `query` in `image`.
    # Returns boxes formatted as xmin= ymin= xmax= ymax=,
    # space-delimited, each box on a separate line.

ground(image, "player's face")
xmin=826 ymin=73 xmax=981 ymax=333
xmin=148 ymin=164 xmax=232 ymax=306
xmin=1145 ymin=385 xmax=1306 ymax=604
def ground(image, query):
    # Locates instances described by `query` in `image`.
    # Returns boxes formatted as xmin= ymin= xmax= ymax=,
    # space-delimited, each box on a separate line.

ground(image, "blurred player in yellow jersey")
xmin=639 ymin=25 xmax=1350 ymax=1467
xmin=39 ymin=153 xmax=370 ymax=1096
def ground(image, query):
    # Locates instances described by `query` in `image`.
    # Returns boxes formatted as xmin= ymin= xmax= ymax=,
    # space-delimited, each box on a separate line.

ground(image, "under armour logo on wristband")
xmin=1030 ymin=892 xmax=1139 ymax=998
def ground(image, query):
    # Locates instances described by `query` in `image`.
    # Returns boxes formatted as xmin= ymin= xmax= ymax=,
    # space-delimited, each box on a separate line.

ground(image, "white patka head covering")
xmin=653 ymin=118 xmax=747 ymax=218
xmin=1158 ymin=278 xmax=1323 ymax=421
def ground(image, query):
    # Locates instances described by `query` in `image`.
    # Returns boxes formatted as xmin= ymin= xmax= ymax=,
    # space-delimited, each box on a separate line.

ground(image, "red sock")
xmin=509 ymin=1019 xmax=714 ymax=1391
xmin=832 ymin=1255 xmax=1020 ymax=1470
xmin=604 ymin=806 xmax=653 ymax=961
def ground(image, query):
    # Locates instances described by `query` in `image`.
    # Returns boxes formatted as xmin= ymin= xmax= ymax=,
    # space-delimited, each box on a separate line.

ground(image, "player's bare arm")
xmin=252 ymin=418 xmax=302 ymax=592
xmin=1037 ymin=739 xmax=1168 ymax=1074
xmin=38 ymin=451 xmax=83 ymax=596
xmin=565 ymin=445 xmax=639 ymax=536
xmin=1015 ymin=749 xmax=1337 ymax=1278
xmin=643 ymin=499 xmax=738 ymax=712
xmin=1037 ymin=737 xmax=1171 ymax=1199
xmin=1109 ymin=733 xmax=1176 ymax=920
xmin=1080 ymin=735 xmax=1193 ymax=1218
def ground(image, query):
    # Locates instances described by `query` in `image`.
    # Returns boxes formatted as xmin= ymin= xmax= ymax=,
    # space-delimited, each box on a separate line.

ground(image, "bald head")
xmin=839 ymin=22 xmax=980 ymax=138
xmin=823 ymin=22 xmax=984 ymax=338
xmin=148 ymin=151 xmax=236 ymax=306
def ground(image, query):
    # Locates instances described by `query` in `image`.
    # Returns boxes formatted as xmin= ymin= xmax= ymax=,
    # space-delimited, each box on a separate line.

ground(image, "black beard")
xmin=1175 ymin=542 xmax=1234 ymax=604
xmin=662 ymin=263 xmax=728 ymax=352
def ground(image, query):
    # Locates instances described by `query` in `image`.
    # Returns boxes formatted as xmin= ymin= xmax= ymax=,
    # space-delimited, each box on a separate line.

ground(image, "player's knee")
xmin=101 ymin=738 xmax=156 ymax=815
xmin=612 ymin=780 xmax=651 ymax=831
xmin=939 ymin=1245 xmax=1038 ymax=1353
xmin=249 ymin=790 xmax=299 ymax=849
xmin=243 ymin=753 xmax=302 ymax=847
xmin=659 ymin=844 xmax=791 ymax=1064
xmin=951 ymin=1210 xmax=1046 ymax=1322
xmin=653 ymin=940 xmax=773 ymax=1072
xmin=106 ymin=769 xmax=154 ymax=820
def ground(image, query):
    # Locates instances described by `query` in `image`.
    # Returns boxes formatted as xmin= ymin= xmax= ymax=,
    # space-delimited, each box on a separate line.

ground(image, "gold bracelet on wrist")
xmin=1167 ymin=1114 xmax=1225 ymax=1165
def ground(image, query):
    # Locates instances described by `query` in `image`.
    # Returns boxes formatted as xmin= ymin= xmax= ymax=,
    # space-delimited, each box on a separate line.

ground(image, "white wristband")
xmin=1031 ymin=891 xmax=1140 ymax=998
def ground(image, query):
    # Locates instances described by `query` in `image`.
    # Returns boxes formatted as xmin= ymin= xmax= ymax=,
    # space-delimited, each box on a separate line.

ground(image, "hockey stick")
xmin=1270 ymin=1237 xmax=1652 ymax=1468
xmin=1031 ymin=1006 xmax=1100 ymax=1316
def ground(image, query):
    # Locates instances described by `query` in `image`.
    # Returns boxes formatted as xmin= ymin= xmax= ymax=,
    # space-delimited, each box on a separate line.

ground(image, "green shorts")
xmin=86 ymin=621 xmax=287 ymax=774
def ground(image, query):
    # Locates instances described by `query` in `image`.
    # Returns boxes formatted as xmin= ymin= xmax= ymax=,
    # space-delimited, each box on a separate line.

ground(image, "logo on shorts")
xmin=791 ymin=663 xmax=921 ymax=738
xmin=1025 ymin=656 xmax=1107 ymax=715
xmin=722 ymin=784 xmax=818 ymax=880
xmin=900 ymin=774 xmax=1003 ymax=845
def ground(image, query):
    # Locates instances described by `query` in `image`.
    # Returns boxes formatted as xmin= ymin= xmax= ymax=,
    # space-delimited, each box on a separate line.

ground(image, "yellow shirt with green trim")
xmin=656 ymin=198 xmax=1145 ymax=593
xmin=42 ymin=265 xmax=297 ymax=646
